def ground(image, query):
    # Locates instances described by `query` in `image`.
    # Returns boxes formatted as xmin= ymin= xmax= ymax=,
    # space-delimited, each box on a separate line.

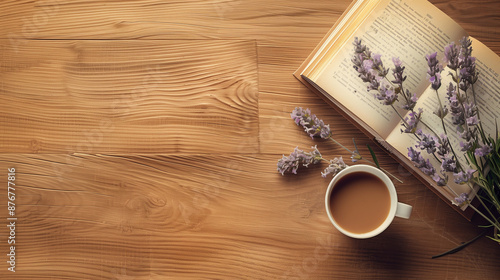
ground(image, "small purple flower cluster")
xmin=453 ymin=169 xmax=476 ymax=185
xmin=475 ymin=144 xmax=493 ymax=157
xmin=401 ymin=108 xmax=423 ymax=134
xmin=408 ymin=146 xmax=446 ymax=186
xmin=279 ymin=108 xmax=374 ymax=178
xmin=445 ymin=79 xmax=480 ymax=152
xmin=277 ymin=145 xmax=347 ymax=178
xmin=425 ymin=52 xmax=443 ymax=90
xmin=321 ymin=157 xmax=347 ymax=178
xmin=450 ymin=37 xmax=479 ymax=92
xmin=352 ymin=38 xmax=394 ymax=103
xmin=454 ymin=192 xmax=469 ymax=206
xmin=412 ymin=129 xmax=460 ymax=184
xmin=291 ymin=107 xmax=332 ymax=139
xmin=277 ymin=146 xmax=322 ymax=175
xmin=352 ymin=38 xmax=419 ymax=122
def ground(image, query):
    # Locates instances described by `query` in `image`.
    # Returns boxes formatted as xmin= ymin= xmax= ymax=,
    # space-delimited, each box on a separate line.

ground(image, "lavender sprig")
xmin=277 ymin=145 xmax=347 ymax=178
xmin=288 ymin=107 xmax=402 ymax=182
xmin=321 ymin=157 xmax=347 ymax=178
xmin=426 ymin=52 xmax=444 ymax=90
xmin=401 ymin=108 xmax=422 ymax=134
xmin=352 ymin=38 xmax=424 ymax=131
xmin=292 ymin=107 xmax=368 ymax=162
xmin=457 ymin=37 xmax=478 ymax=92
xmin=291 ymin=107 xmax=332 ymax=139
xmin=407 ymin=147 xmax=446 ymax=186
xmin=277 ymin=146 xmax=323 ymax=175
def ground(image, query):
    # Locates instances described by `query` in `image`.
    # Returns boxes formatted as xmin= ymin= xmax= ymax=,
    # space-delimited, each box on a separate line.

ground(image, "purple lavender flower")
xmin=444 ymin=42 xmax=460 ymax=70
xmin=352 ymin=37 xmax=389 ymax=89
xmin=440 ymin=153 xmax=457 ymax=173
xmin=351 ymin=151 xmax=362 ymax=162
xmin=464 ymin=102 xmax=479 ymax=125
xmin=415 ymin=129 xmax=437 ymax=154
xmin=277 ymin=146 xmax=323 ymax=175
xmin=426 ymin=52 xmax=443 ymax=90
xmin=459 ymin=128 xmax=476 ymax=152
xmin=435 ymin=134 xmax=451 ymax=158
xmin=321 ymin=157 xmax=347 ymax=178
xmin=458 ymin=37 xmax=478 ymax=91
xmin=430 ymin=134 xmax=457 ymax=173
xmin=390 ymin=57 xmax=419 ymax=111
xmin=291 ymin=107 xmax=312 ymax=125
xmin=460 ymin=37 xmax=473 ymax=58
xmin=375 ymin=82 xmax=398 ymax=105
xmin=466 ymin=115 xmax=480 ymax=126
xmin=353 ymin=37 xmax=366 ymax=54
xmin=401 ymin=91 xmax=417 ymax=110
xmin=454 ymin=192 xmax=469 ymax=205
xmin=291 ymin=107 xmax=332 ymax=139
xmin=407 ymin=147 xmax=446 ymax=186
xmin=363 ymin=59 xmax=374 ymax=73
xmin=446 ymin=84 xmax=465 ymax=126
xmin=453 ymin=169 xmax=476 ymax=184
xmin=366 ymin=73 xmax=382 ymax=91
xmin=401 ymin=108 xmax=422 ymax=134
xmin=372 ymin=53 xmax=383 ymax=68
xmin=409 ymin=148 xmax=446 ymax=186
xmin=475 ymin=144 xmax=493 ymax=157
xmin=391 ymin=57 xmax=404 ymax=82
xmin=432 ymin=173 xmax=447 ymax=186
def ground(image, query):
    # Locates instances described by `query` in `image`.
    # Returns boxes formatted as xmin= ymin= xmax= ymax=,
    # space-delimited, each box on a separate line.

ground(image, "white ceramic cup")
xmin=325 ymin=164 xmax=412 ymax=239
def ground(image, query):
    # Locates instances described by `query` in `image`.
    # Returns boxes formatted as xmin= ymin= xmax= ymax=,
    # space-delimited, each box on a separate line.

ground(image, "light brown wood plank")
xmin=0 ymin=39 xmax=258 ymax=154
xmin=1 ymin=154 xmax=500 ymax=279
xmin=0 ymin=0 xmax=347 ymax=43
xmin=1 ymin=0 xmax=498 ymax=55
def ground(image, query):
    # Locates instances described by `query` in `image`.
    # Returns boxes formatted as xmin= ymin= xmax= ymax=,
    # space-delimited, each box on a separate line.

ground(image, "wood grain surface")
xmin=1 ymin=0 xmax=499 ymax=279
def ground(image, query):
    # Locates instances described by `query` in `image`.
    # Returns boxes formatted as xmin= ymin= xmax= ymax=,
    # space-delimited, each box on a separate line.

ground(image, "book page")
xmin=309 ymin=0 xmax=467 ymax=139
xmin=386 ymin=38 xmax=500 ymax=200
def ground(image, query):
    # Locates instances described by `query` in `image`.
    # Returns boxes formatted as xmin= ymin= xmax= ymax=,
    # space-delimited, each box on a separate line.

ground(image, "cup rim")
xmin=325 ymin=164 xmax=397 ymax=239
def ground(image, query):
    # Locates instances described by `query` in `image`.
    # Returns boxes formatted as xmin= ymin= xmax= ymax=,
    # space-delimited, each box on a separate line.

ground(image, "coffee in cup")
xmin=325 ymin=165 xmax=412 ymax=239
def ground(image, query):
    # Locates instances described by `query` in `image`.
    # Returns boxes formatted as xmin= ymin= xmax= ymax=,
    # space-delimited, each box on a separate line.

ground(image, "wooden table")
xmin=1 ymin=0 xmax=499 ymax=279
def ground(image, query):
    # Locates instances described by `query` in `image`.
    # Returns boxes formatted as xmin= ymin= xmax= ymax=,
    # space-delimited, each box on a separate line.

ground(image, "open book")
xmin=294 ymin=0 xmax=500 ymax=220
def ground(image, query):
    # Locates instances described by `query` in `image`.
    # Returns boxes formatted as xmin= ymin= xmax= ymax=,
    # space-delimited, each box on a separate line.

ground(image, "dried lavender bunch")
xmin=291 ymin=107 xmax=360 ymax=160
xmin=351 ymin=37 xmax=465 ymax=188
xmin=278 ymin=107 xmax=401 ymax=181
xmin=352 ymin=38 xmax=417 ymax=113
xmin=352 ymin=36 xmax=500 ymax=242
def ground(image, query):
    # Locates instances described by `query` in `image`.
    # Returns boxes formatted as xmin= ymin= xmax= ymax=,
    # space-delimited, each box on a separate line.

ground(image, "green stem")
xmin=433 ymin=88 xmax=463 ymax=171
xmin=434 ymin=89 xmax=448 ymax=135
xmin=463 ymin=180 xmax=500 ymax=231
xmin=467 ymin=202 xmax=500 ymax=233
xmin=471 ymin=84 xmax=487 ymax=143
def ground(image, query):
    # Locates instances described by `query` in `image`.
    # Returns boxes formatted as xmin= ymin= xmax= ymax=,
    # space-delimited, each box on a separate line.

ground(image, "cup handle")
xmin=395 ymin=202 xmax=412 ymax=219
